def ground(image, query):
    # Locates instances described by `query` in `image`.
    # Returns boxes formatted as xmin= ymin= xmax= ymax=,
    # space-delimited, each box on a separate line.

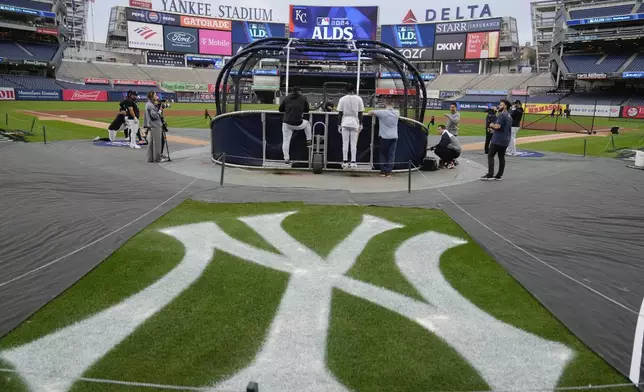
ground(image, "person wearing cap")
xmin=279 ymin=86 xmax=312 ymax=165
xmin=337 ymin=83 xmax=364 ymax=169
xmin=122 ymin=90 xmax=141 ymax=149
xmin=508 ymin=100 xmax=524 ymax=156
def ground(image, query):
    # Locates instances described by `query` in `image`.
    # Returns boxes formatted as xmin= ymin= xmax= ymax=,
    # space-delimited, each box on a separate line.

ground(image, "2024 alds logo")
xmin=1 ymin=212 xmax=572 ymax=392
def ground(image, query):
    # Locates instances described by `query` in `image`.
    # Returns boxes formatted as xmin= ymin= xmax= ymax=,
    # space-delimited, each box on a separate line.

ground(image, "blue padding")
xmin=212 ymin=111 xmax=428 ymax=169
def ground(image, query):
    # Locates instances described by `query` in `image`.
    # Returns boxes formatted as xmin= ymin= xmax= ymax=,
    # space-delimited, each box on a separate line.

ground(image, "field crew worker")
xmin=122 ymin=90 xmax=141 ymax=149
xmin=508 ymin=100 xmax=524 ymax=156
xmin=368 ymin=99 xmax=399 ymax=177
xmin=429 ymin=125 xmax=461 ymax=169
xmin=337 ymin=83 xmax=365 ymax=169
xmin=279 ymin=86 xmax=312 ymax=165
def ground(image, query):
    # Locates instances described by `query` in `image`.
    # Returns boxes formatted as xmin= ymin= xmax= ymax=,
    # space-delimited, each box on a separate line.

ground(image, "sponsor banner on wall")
xmin=252 ymin=75 xmax=279 ymax=90
xmin=0 ymin=5 xmax=55 ymax=18
xmin=380 ymin=24 xmax=435 ymax=60
xmin=375 ymin=88 xmax=418 ymax=95
xmin=426 ymin=99 xmax=442 ymax=110
xmin=113 ymin=79 xmax=158 ymax=86
xmin=568 ymin=105 xmax=621 ymax=118
xmin=465 ymin=31 xmax=499 ymax=59
xmin=163 ymin=26 xmax=199 ymax=53
xmin=523 ymin=103 xmax=567 ymax=114
xmin=232 ymin=21 xmax=286 ymax=44
xmin=84 ymin=78 xmax=110 ymax=84
xmin=147 ymin=51 xmax=185 ymax=66
xmin=62 ymin=90 xmax=108 ymax=102
xmin=130 ymin=0 xmax=152 ymax=9
xmin=435 ymin=18 xmax=501 ymax=34
xmin=177 ymin=92 xmax=218 ymax=103
xmin=440 ymin=90 xmax=461 ymax=99
xmin=199 ymin=29 xmax=232 ymax=55
xmin=622 ymin=106 xmax=644 ymax=119
xmin=108 ymin=91 xmax=176 ymax=102
xmin=126 ymin=8 xmax=180 ymax=25
xmin=425 ymin=89 xmax=440 ymax=99
xmin=566 ymin=13 xmax=644 ymax=26
xmin=511 ymin=89 xmax=529 ymax=96
xmin=36 ymin=28 xmax=58 ymax=36
xmin=23 ymin=60 xmax=48 ymax=67
xmin=623 ymin=72 xmax=644 ymax=79
xmin=161 ymin=82 xmax=208 ymax=91
xmin=0 ymin=87 xmax=15 ymax=100
xmin=466 ymin=89 xmax=507 ymax=95
xmin=453 ymin=101 xmax=496 ymax=110
xmin=127 ymin=21 xmax=164 ymax=50
xmin=181 ymin=15 xmax=231 ymax=31
xmin=289 ymin=6 xmax=379 ymax=40
xmin=15 ymin=89 xmax=62 ymax=101
xmin=576 ymin=73 xmax=607 ymax=80
xmin=434 ymin=33 xmax=467 ymax=60
xmin=442 ymin=61 xmax=478 ymax=74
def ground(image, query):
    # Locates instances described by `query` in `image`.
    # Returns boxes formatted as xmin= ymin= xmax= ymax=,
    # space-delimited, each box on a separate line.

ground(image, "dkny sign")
xmin=433 ymin=33 xmax=467 ymax=60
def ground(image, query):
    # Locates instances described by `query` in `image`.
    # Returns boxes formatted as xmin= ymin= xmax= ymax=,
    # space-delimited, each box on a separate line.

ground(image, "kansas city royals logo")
xmin=1 ymin=212 xmax=572 ymax=391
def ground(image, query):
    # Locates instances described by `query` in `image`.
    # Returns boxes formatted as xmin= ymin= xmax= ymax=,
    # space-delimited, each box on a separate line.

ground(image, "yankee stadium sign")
xmin=160 ymin=0 xmax=273 ymax=21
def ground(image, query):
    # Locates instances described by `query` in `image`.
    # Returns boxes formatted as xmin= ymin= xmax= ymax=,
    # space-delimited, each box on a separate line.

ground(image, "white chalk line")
xmin=0 ymin=367 xmax=640 ymax=392
xmin=0 ymin=179 xmax=198 ymax=289
xmin=629 ymin=297 xmax=644 ymax=384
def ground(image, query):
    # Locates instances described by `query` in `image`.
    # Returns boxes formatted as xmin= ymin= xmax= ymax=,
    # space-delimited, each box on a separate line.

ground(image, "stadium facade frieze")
xmin=158 ymin=0 xmax=273 ymax=21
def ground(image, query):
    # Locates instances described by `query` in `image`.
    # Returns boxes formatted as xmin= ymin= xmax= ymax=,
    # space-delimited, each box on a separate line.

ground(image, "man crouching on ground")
xmin=429 ymin=125 xmax=461 ymax=169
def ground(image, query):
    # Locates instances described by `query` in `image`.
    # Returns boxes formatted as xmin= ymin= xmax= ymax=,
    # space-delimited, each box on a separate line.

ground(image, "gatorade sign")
xmin=0 ymin=87 xmax=15 ymax=100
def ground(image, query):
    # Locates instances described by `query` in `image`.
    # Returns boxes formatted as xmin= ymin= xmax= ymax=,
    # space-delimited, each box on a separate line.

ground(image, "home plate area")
xmin=0 ymin=202 xmax=626 ymax=392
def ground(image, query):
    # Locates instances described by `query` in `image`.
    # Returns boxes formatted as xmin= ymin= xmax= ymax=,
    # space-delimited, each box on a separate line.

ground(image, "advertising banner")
xmin=126 ymin=8 xmax=180 ymax=25
xmin=523 ymin=103 xmax=567 ymax=114
xmin=425 ymin=89 xmax=440 ymax=99
xmin=36 ymin=28 xmax=58 ymax=36
xmin=566 ymin=13 xmax=644 ymax=26
xmin=161 ymin=82 xmax=208 ymax=91
xmin=163 ymin=26 xmax=199 ymax=53
xmin=252 ymin=75 xmax=279 ymax=90
xmin=232 ymin=21 xmax=286 ymax=44
xmin=199 ymin=29 xmax=232 ymax=55
xmin=442 ymin=61 xmax=478 ymax=74
xmin=181 ymin=15 xmax=231 ymax=31
xmin=576 ymin=73 xmax=607 ymax=80
xmin=62 ymin=90 xmax=108 ymax=102
xmin=433 ymin=33 xmax=467 ymax=60
xmin=380 ymin=24 xmax=435 ymax=60
xmin=426 ymin=99 xmax=442 ymax=110
xmin=109 ymin=91 xmax=176 ymax=102
xmin=84 ymin=78 xmax=110 ymax=84
xmin=147 ymin=51 xmax=185 ymax=66
xmin=289 ymin=6 xmax=379 ymax=40
xmin=568 ymin=105 xmax=621 ymax=118
xmin=253 ymin=69 xmax=279 ymax=75
xmin=376 ymin=88 xmax=418 ymax=95
xmin=0 ymin=87 xmax=15 ymax=101
xmin=186 ymin=55 xmax=224 ymax=68
xmin=465 ymin=31 xmax=499 ymax=59
xmin=127 ymin=21 xmax=164 ymax=50
xmin=0 ymin=5 xmax=55 ymax=18
xmin=622 ymin=106 xmax=644 ymax=119
xmin=623 ymin=72 xmax=644 ymax=79
xmin=23 ymin=60 xmax=48 ymax=66
xmin=130 ymin=0 xmax=152 ymax=9
xmin=113 ymin=79 xmax=158 ymax=86
xmin=466 ymin=89 xmax=506 ymax=95
xmin=177 ymin=92 xmax=218 ymax=103
xmin=15 ymin=89 xmax=62 ymax=101
xmin=454 ymin=101 xmax=496 ymax=110
xmin=511 ymin=89 xmax=529 ymax=96
xmin=435 ymin=18 xmax=501 ymax=34
xmin=440 ymin=90 xmax=461 ymax=98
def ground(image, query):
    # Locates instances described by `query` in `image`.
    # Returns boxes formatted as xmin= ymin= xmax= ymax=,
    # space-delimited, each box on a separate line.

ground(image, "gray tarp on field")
xmin=0 ymin=140 xmax=642 ymax=384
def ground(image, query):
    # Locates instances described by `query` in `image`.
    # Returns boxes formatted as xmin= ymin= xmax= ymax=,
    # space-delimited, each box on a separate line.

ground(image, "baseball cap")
xmin=513 ymin=100 xmax=522 ymax=105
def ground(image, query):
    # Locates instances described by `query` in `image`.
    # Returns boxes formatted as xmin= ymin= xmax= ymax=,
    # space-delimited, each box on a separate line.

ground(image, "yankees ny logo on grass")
xmin=1 ymin=212 xmax=572 ymax=392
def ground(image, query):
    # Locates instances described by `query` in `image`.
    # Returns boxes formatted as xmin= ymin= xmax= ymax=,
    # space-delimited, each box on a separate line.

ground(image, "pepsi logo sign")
xmin=148 ymin=12 xmax=160 ymax=22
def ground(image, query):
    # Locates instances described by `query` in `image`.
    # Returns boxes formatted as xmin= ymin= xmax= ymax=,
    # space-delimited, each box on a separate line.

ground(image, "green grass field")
xmin=1 ymin=101 xmax=641 ymax=156
xmin=0 ymin=202 xmax=629 ymax=392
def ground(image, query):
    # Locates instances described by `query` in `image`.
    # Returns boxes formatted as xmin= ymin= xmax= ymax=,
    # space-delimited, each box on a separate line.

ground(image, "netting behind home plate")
xmin=215 ymin=38 xmax=427 ymax=122
xmin=520 ymin=86 xmax=623 ymax=133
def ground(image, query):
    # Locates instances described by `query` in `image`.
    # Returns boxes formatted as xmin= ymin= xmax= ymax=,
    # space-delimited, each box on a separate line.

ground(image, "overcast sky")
xmin=87 ymin=0 xmax=533 ymax=45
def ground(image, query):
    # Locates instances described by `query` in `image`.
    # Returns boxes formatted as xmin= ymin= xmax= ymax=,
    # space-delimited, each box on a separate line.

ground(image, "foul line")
xmin=0 ymin=179 xmax=197 ymax=289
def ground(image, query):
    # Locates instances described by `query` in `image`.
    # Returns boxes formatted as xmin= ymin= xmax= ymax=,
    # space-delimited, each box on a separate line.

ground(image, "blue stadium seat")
xmin=638 ymin=3 xmax=644 ymax=13
xmin=0 ymin=0 xmax=51 ymax=11
xmin=569 ymin=4 xmax=635 ymax=19
xmin=0 ymin=41 xmax=58 ymax=62
xmin=625 ymin=54 xmax=644 ymax=72
xmin=0 ymin=75 xmax=63 ymax=89
xmin=563 ymin=54 xmax=629 ymax=73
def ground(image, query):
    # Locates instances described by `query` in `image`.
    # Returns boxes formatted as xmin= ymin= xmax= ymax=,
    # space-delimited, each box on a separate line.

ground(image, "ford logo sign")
xmin=168 ymin=32 xmax=196 ymax=44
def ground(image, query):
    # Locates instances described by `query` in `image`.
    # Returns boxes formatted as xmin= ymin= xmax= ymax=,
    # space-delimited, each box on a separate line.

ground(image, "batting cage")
xmin=520 ymin=86 xmax=624 ymax=134
xmin=211 ymin=38 xmax=428 ymax=172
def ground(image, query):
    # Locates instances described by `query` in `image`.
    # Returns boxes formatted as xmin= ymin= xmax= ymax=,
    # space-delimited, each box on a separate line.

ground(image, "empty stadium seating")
xmin=638 ymin=3 xmax=644 ymax=13
xmin=0 ymin=0 xmax=52 ymax=11
xmin=426 ymin=74 xmax=480 ymax=90
xmin=0 ymin=75 xmax=66 ymax=89
xmin=569 ymin=4 xmax=635 ymax=19
xmin=0 ymin=41 xmax=57 ymax=62
xmin=560 ymin=93 xmax=627 ymax=105
xmin=563 ymin=54 xmax=629 ymax=73
xmin=625 ymin=53 xmax=644 ymax=71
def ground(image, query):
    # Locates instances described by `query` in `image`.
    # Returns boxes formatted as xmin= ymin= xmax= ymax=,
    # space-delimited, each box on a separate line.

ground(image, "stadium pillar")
xmin=356 ymin=49 xmax=362 ymax=95
xmin=285 ymin=39 xmax=293 ymax=95
xmin=479 ymin=60 xmax=483 ymax=74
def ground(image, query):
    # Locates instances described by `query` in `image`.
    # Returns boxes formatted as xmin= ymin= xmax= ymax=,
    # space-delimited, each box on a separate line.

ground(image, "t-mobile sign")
xmin=198 ymin=29 xmax=232 ymax=55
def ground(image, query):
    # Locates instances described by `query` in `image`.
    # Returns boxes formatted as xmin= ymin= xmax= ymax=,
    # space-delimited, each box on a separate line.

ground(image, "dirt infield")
xmin=25 ymin=109 xmax=213 ymax=119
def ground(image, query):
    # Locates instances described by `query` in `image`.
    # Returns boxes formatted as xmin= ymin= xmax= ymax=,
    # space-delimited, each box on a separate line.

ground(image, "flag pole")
xmin=91 ymin=0 xmax=96 ymax=52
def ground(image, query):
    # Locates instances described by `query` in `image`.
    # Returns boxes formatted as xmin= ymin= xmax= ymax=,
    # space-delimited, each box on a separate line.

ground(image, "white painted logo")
xmin=0 ymin=212 xmax=572 ymax=392
xmin=437 ymin=42 xmax=464 ymax=51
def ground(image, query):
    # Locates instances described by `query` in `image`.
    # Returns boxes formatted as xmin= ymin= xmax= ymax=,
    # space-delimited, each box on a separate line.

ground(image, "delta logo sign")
xmin=403 ymin=3 xmax=493 ymax=22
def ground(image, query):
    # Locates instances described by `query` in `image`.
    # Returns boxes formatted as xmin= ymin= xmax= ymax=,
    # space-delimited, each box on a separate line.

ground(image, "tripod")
xmin=161 ymin=123 xmax=171 ymax=162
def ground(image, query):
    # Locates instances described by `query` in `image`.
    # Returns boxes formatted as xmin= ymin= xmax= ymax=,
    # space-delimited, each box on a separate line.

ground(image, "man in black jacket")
xmin=279 ymin=86 xmax=312 ymax=164
xmin=429 ymin=125 xmax=461 ymax=169
xmin=484 ymin=107 xmax=497 ymax=154
xmin=121 ymin=90 xmax=142 ymax=149
xmin=508 ymin=100 xmax=524 ymax=156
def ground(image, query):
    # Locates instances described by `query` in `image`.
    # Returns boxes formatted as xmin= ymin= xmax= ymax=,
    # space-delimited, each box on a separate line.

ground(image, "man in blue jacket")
xmin=482 ymin=99 xmax=512 ymax=181
xmin=429 ymin=125 xmax=461 ymax=169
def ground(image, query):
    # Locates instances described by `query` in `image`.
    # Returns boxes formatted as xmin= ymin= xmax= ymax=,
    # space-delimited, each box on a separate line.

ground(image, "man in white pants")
xmin=278 ymin=86 xmax=312 ymax=164
xmin=122 ymin=90 xmax=141 ymax=149
xmin=508 ymin=100 xmax=524 ymax=156
xmin=337 ymin=83 xmax=364 ymax=169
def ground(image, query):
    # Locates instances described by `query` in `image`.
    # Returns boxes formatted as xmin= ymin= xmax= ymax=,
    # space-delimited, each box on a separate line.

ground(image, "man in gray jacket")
xmin=145 ymin=91 xmax=163 ymax=163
